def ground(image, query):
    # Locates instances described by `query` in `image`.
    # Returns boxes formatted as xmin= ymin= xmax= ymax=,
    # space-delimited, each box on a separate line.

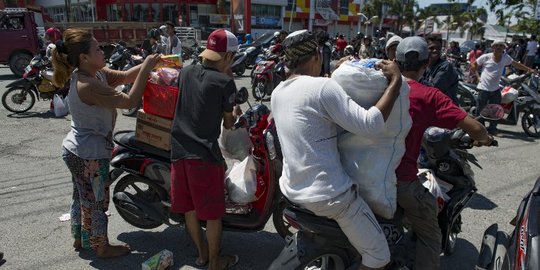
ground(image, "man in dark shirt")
xmin=170 ymin=29 xmax=241 ymax=270
xmin=420 ymin=35 xmax=459 ymax=104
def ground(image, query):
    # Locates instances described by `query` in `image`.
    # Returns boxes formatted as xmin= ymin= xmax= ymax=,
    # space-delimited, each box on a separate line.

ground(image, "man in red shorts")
xmin=170 ymin=29 xmax=242 ymax=270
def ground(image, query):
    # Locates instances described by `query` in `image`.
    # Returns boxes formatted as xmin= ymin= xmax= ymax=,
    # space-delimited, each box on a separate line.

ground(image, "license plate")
xmin=24 ymin=65 xmax=31 ymax=73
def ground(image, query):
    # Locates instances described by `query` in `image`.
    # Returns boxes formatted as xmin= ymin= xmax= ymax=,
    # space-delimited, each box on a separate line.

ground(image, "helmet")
xmin=45 ymin=27 xmax=62 ymax=43
xmin=147 ymin=28 xmax=161 ymax=40
xmin=274 ymin=31 xmax=280 ymax=38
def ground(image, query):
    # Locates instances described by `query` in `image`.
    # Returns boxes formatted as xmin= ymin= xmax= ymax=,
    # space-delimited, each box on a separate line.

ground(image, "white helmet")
xmin=274 ymin=31 xmax=280 ymax=38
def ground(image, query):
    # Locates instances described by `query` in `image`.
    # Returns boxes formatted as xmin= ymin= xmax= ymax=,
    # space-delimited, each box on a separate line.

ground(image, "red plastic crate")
xmin=142 ymin=81 xmax=179 ymax=119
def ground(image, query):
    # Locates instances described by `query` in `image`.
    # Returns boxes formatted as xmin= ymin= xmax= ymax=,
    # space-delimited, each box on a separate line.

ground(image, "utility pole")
xmin=308 ymin=0 xmax=315 ymax=31
xmin=64 ymin=0 xmax=71 ymax=22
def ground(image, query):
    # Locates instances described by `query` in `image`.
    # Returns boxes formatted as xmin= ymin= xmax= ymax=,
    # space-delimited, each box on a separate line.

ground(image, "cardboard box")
xmin=135 ymin=110 xmax=172 ymax=151
xmin=141 ymin=249 xmax=174 ymax=270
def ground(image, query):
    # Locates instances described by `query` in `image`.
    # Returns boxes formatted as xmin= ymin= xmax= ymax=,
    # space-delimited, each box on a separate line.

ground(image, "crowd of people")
xmin=42 ymin=23 xmax=539 ymax=270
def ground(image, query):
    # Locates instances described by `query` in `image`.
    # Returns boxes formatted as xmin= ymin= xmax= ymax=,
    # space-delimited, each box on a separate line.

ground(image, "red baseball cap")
xmin=200 ymin=29 xmax=238 ymax=61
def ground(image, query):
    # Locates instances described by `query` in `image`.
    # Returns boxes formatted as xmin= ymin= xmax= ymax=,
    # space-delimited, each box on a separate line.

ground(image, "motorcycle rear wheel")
xmin=521 ymin=110 xmax=540 ymax=137
xmin=113 ymin=174 xmax=167 ymax=229
xmin=456 ymin=86 xmax=476 ymax=115
xmin=2 ymin=87 xmax=36 ymax=113
xmin=235 ymin=63 xmax=246 ymax=77
xmin=296 ymin=250 xmax=348 ymax=270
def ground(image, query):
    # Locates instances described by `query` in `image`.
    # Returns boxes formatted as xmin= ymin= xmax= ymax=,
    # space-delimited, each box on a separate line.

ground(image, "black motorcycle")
xmin=2 ymin=52 xmax=68 ymax=113
xmin=108 ymin=43 xmax=144 ymax=116
xmin=269 ymin=126 xmax=497 ymax=270
xmin=476 ymin=175 xmax=540 ymax=270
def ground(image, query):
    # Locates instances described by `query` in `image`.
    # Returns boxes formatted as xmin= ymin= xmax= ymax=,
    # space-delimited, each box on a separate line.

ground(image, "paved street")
xmin=0 ymin=65 xmax=539 ymax=270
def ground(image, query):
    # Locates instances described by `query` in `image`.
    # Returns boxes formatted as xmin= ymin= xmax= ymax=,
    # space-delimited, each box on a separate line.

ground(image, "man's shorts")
xmin=170 ymin=159 xmax=225 ymax=220
xmin=299 ymin=186 xmax=391 ymax=268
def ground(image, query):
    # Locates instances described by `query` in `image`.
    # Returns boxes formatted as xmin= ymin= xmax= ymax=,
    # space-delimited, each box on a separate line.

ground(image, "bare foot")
xmin=209 ymin=255 xmax=239 ymax=270
xmin=195 ymin=243 xmax=209 ymax=266
xmin=73 ymin=239 xmax=82 ymax=251
xmin=96 ymin=244 xmax=131 ymax=258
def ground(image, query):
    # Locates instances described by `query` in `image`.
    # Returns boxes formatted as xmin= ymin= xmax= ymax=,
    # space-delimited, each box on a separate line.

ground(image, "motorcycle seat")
xmin=114 ymin=130 xmax=170 ymax=160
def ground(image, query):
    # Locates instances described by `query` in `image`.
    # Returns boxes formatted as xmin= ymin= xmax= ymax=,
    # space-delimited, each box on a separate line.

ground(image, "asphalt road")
xmin=0 ymin=65 xmax=539 ymax=270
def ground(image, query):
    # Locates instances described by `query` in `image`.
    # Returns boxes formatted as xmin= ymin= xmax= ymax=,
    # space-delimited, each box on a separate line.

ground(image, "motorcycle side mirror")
xmin=479 ymin=104 xmax=505 ymax=121
xmin=235 ymin=87 xmax=249 ymax=105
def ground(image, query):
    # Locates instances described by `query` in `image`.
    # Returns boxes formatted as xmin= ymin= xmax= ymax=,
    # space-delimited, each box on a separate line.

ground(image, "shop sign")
xmin=255 ymin=17 xmax=280 ymax=26
xmin=209 ymin=14 xmax=229 ymax=24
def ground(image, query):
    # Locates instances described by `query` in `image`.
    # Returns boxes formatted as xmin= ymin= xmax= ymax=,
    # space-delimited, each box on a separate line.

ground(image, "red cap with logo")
xmin=200 ymin=29 xmax=238 ymax=61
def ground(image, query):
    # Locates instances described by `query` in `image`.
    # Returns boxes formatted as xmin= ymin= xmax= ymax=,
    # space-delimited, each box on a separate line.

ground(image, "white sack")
xmin=53 ymin=94 xmax=69 ymax=117
xmin=332 ymin=59 xmax=412 ymax=219
xmin=225 ymin=156 xmax=257 ymax=204
xmin=218 ymin=125 xmax=252 ymax=161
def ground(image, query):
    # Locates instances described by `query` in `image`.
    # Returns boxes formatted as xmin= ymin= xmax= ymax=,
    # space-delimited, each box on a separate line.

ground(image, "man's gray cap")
xmin=396 ymin=36 xmax=429 ymax=62
xmin=385 ymin=35 xmax=403 ymax=51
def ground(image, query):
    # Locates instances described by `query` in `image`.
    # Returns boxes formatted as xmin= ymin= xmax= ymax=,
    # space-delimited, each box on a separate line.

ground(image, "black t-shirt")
xmin=170 ymin=64 xmax=237 ymax=162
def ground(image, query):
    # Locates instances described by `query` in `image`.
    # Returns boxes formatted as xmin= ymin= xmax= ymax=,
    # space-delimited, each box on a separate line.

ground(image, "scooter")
xmin=269 ymin=108 xmax=499 ymax=270
xmin=2 ymin=52 xmax=69 ymax=113
xmin=457 ymin=73 xmax=540 ymax=137
xmin=231 ymin=51 xmax=248 ymax=77
xmin=109 ymin=88 xmax=292 ymax=237
xmin=251 ymin=54 xmax=286 ymax=100
xmin=476 ymin=175 xmax=540 ymax=270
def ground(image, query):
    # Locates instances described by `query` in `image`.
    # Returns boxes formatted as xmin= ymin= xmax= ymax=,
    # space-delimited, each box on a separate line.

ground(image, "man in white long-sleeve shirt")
xmin=271 ymin=30 xmax=403 ymax=270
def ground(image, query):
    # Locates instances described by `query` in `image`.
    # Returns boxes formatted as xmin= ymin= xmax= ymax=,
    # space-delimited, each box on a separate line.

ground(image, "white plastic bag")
xmin=218 ymin=125 xmax=252 ymax=161
xmin=332 ymin=59 xmax=412 ymax=219
xmin=225 ymin=156 xmax=257 ymax=204
xmin=53 ymin=94 xmax=69 ymax=117
xmin=418 ymin=169 xmax=452 ymax=213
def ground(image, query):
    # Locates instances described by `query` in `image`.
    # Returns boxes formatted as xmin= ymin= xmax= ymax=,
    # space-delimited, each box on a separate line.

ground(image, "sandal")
xmin=195 ymin=258 xmax=208 ymax=267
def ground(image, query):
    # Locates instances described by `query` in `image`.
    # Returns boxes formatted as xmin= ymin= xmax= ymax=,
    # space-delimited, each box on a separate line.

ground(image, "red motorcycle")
xmin=109 ymin=88 xmax=291 ymax=237
xmin=251 ymin=48 xmax=286 ymax=101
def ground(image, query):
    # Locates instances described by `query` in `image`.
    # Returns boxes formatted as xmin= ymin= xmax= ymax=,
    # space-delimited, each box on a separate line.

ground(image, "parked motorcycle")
xmin=108 ymin=42 xmax=144 ymax=116
xmin=269 ymin=122 xmax=498 ymax=269
xmin=231 ymin=51 xmax=248 ymax=77
xmin=251 ymin=54 xmax=286 ymax=100
xmin=2 ymin=52 xmax=68 ymax=113
xmin=109 ymin=88 xmax=292 ymax=237
xmin=476 ymin=175 xmax=540 ymax=270
xmin=457 ymin=73 xmax=540 ymax=137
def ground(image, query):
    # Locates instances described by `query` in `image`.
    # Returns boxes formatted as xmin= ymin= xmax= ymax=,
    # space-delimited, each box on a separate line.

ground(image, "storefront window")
xmin=252 ymin=4 xmax=281 ymax=29
xmin=151 ymin=3 xmax=160 ymax=22
xmin=133 ymin=3 xmax=148 ymax=22
xmin=107 ymin=4 xmax=121 ymax=21
xmin=163 ymin=4 xmax=178 ymax=24
xmin=122 ymin=3 xmax=131 ymax=21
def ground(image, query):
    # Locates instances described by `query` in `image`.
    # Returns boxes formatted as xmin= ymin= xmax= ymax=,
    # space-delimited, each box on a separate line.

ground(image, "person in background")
xmin=446 ymin=41 xmax=461 ymax=58
xmin=142 ymin=28 xmax=166 ymax=57
xmin=395 ymin=36 xmax=494 ymax=270
xmin=44 ymin=27 xmax=62 ymax=59
xmin=525 ymin=35 xmax=538 ymax=68
xmin=315 ymin=30 xmax=332 ymax=77
xmin=170 ymin=29 xmax=242 ymax=270
xmin=336 ymin=34 xmax=348 ymax=58
xmin=52 ymin=28 xmax=161 ymax=258
xmin=351 ymin=32 xmax=364 ymax=56
xmin=385 ymin=35 xmax=402 ymax=61
xmin=420 ymin=35 xmax=459 ymax=104
xmin=471 ymin=40 xmax=535 ymax=135
xmin=272 ymin=29 xmax=403 ymax=270
xmin=467 ymin=43 xmax=483 ymax=83
xmin=164 ymin=21 xmax=182 ymax=56
xmin=359 ymin=35 xmax=376 ymax=59
xmin=159 ymin=25 xmax=169 ymax=44
xmin=245 ymin=33 xmax=252 ymax=45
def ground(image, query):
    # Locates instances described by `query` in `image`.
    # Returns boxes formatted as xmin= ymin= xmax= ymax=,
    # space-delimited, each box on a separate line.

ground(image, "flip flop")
xmin=195 ymin=258 xmax=208 ymax=267
xmin=221 ymin=255 xmax=239 ymax=270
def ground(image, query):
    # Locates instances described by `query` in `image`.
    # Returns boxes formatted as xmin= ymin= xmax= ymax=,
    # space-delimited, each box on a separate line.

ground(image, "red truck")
xmin=0 ymin=8 xmax=41 ymax=77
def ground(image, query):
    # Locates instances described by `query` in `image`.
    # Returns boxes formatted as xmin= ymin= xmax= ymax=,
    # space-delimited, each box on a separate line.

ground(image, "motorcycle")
xmin=108 ymin=43 xmax=145 ymax=116
xmin=476 ymin=175 xmax=540 ymax=270
xmin=231 ymin=51 xmax=248 ymax=77
xmin=269 ymin=116 xmax=499 ymax=269
xmin=251 ymin=53 xmax=286 ymax=100
xmin=2 ymin=52 xmax=69 ymax=113
xmin=457 ymin=73 xmax=540 ymax=137
xmin=109 ymin=87 xmax=292 ymax=238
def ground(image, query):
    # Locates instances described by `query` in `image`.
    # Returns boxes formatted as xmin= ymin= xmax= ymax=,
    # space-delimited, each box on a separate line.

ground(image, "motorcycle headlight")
xmin=265 ymin=131 xmax=277 ymax=160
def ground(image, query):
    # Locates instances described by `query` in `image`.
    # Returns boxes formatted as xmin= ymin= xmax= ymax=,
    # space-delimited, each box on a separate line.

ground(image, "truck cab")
xmin=0 ymin=8 xmax=40 ymax=77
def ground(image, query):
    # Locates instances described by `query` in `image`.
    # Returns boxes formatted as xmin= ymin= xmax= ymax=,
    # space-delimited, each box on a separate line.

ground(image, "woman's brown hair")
xmin=51 ymin=28 xmax=93 ymax=87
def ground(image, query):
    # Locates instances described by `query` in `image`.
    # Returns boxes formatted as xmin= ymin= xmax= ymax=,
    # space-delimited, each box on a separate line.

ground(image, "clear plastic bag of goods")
xmin=332 ymin=59 xmax=412 ymax=219
xmin=156 ymin=67 xmax=179 ymax=86
xmin=219 ymin=125 xmax=252 ymax=161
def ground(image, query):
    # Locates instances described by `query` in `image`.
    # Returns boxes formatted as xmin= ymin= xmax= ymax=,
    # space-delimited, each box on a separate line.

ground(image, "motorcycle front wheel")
xmin=272 ymin=200 xmax=297 ymax=239
xmin=113 ymin=174 xmax=167 ymax=229
xmin=456 ymin=86 xmax=476 ymax=116
xmin=2 ymin=87 xmax=36 ymax=113
xmin=521 ymin=109 xmax=540 ymax=137
xmin=252 ymin=80 xmax=267 ymax=100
